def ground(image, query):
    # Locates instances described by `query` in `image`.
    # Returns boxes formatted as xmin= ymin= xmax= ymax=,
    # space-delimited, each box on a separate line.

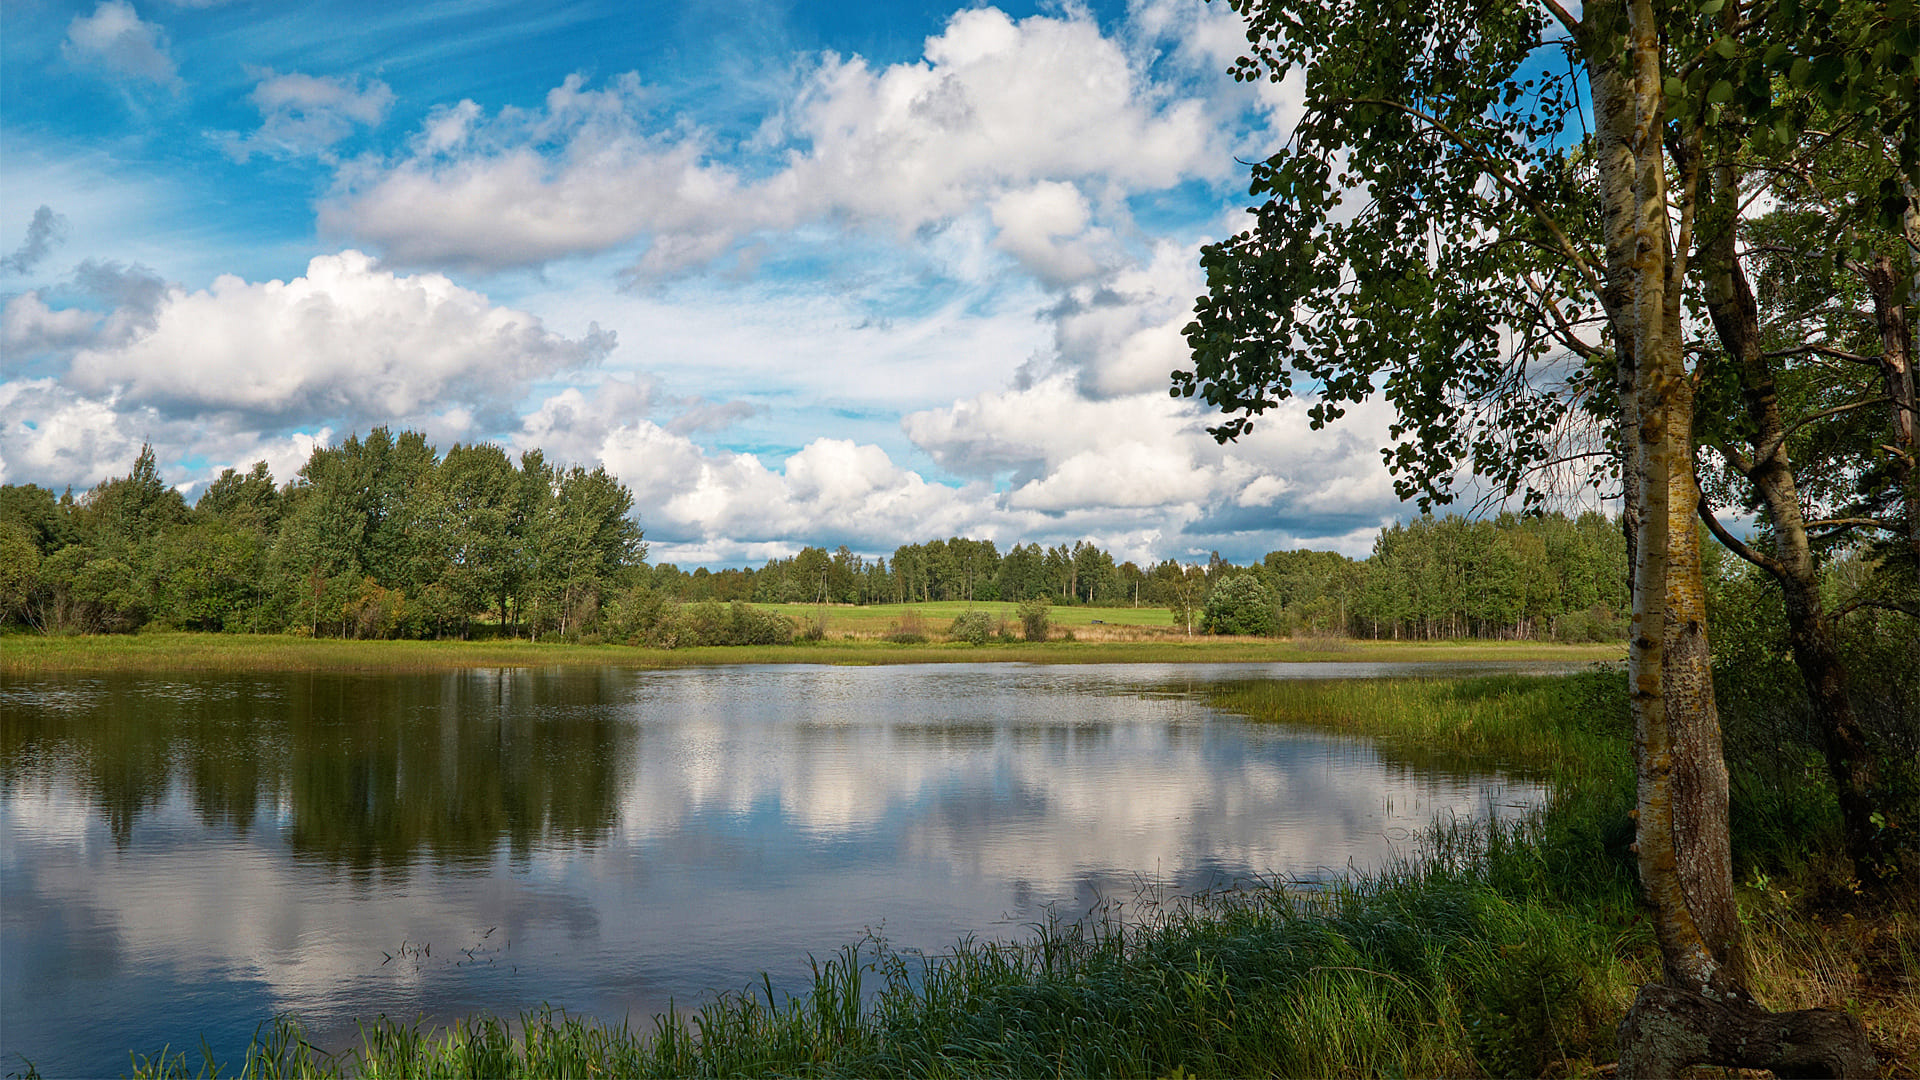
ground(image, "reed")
xmin=1208 ymin=668 xmax=1632 ymax=785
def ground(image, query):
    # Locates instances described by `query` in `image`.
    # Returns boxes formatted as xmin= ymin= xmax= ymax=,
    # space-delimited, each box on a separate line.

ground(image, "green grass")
xmin=761 ymin=600 xmax=1179 ymax=631
xmin=1209 ymin=671 xmax=1633 ymax=784
xmin=0 ymin=626 xmax=1623 ymax=675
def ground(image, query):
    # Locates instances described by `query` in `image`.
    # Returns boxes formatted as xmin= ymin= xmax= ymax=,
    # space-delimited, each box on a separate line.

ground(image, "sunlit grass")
xmin=1209 ymin=670 xmax=1633 ymax=784
xmin=0 ymin=628 xmax=1624 ymax=675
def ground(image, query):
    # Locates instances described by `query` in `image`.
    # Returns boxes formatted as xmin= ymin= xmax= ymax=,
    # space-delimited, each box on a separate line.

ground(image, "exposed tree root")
xmin=1618 ymin=982 xmax=1879 ymax=1078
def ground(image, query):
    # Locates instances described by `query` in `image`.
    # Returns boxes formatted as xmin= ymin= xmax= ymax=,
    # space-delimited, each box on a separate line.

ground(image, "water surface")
xmin=2 ymin=661 xmax=1553 ymax=1075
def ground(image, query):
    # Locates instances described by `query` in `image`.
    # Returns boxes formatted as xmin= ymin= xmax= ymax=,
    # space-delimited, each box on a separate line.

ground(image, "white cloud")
xmin=0 ymin=380 xmax=148 ymax=489
xmin=901 ymin=373 xmax=1404 ymax=555
xmin=320 ymin=7 xmax=1223 ymax=275
xmin=0 ymin=377 xmax=340 ymax=493
xmin=1049 ymin=240 xmax=1206 ymax=400
xmin=63 ymin=1 xmax=181 ymax=90
xmin=2 ymin=292 xmax=100 ymax=358
xmin=988 ymin=182 xmax=1116 ymax=285
xmin=218 ymin=70 xmax=395 ymax=162
xmin=320 ymin=74 xmax=745 ymax=272
xmin=65 ymin=250 xmax=611 ymax=431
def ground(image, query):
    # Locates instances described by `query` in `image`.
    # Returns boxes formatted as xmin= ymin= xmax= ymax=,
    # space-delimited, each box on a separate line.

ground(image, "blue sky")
xmin=2 ymin=0 xmax=1416 ymax=567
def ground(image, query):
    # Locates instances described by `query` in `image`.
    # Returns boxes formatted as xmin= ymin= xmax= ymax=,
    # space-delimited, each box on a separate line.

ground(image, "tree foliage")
xmin=1177 ymin=0 xmax=1912 ymax=1066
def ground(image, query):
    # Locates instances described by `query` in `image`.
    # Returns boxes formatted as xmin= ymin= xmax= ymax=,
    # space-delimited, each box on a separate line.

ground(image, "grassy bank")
xmin=0 ymin=628 xmax=1621 ymax=676
xmin=98 ymin=670 xmax=1916 ymax=1079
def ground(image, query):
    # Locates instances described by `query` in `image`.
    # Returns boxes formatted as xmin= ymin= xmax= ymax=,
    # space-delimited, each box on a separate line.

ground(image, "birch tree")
xmin=1176 ymin=0 xmax=1911 ymax=1070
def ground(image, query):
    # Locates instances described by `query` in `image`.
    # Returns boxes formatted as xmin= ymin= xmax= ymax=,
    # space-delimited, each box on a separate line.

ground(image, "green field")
xmin=0 ymin=624 xmax=1623 ymax=675
xmin=759 ymin=600 xmax=1177 ymax=632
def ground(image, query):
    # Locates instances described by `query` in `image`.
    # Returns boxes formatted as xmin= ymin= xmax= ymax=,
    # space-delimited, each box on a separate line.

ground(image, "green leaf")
xmin=1706 ymin=79 xmax=1735 ymax=104
xmin=1699 ymin=0 xmax=1725 ymax=11
xmin=1713 ymin=35 xmax=1738 ymax=58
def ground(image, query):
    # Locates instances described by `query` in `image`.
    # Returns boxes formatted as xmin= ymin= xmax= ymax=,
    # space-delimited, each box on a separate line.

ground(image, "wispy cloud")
xmin=62 ymin=1 xmax=181 ymax=91
xmin=214 ymin=69 xmax=395 ymax=162
xmin=1 ymin=206 xmax=71 ymax=277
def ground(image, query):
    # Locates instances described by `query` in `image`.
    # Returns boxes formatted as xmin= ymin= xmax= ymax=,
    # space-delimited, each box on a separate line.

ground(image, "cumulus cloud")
xmin=1 ymin=207 xmax=71 ymax=277
xmin=321 ymin=7 xmax=1222 ymax=275
xmin=0 ymin=380 xmax=150 ymax=489
xmin=64 ymin=250 xmax=611 ymax=431
xmin=0 ymin=374 xmax=337 ymax=493
xmin=218 ymin=69 xmax=395 ymax=162
xmin=63 ymin=1 xmax=181 ymax=90
xmin=901 ymin=372 xmax=1403 ymax=554
xmin=319 ymin=74 xmax=744 ymax=272
xmin=988 ymin=182 xmax=1116 ymax=285
xmin=2 ymin=292 xmax=101 ymax=358
xmin=2 ymin=260 xmax=171 ymax=365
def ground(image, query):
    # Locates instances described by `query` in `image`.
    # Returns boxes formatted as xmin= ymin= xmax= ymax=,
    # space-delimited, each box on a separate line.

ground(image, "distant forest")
xmin=0 ymin=429 xmax=1627 ymax=643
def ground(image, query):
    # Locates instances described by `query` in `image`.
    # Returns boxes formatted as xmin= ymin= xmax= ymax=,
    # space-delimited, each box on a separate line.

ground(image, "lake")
xmin=2 ymin=661 xmax=1559 ymax=1076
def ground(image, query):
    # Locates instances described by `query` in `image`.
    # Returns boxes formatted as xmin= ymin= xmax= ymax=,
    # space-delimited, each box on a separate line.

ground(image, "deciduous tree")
xmin=1177 ymin=0 xmax=1906 ymax=1069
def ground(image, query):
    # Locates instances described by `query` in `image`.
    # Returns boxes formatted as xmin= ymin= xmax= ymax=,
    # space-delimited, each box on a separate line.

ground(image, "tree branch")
xmin=1805 ymin=517 xmax=1895 ymax=531
xmin=1834 ymin=595 xmax=1920 ymax=621
xmin=1698 ymin=499 xmax=1786 ymax=577
xmin=1751 ymin=396 xmax=1891 ymax=467
xmin=1537 ymin=0 xmax=1582 ymax=37
xmin=1761 ymin=344 xmax=1880 ymax=366
xmin=1330 ymin=96 xmax=1605 ymax=299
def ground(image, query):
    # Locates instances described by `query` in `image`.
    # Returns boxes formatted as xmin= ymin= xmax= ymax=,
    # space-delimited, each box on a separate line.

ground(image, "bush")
xmin=884 ymin=609 xmax=929 ymax=644
xmin=1017 ymin=596 xmax=1052 ymax=641
xmin=1201 ymin=573 xmax=1278 ymax=636
xmin=948 ymin=610 xmax=993 ymax=645
xmin=1551 ymin=603 xmax=1627 ymax=643
xmin=603 ymin=585 xmax=681 ymax=646
xmin=676 ymin=601 xmax=795 ymax=646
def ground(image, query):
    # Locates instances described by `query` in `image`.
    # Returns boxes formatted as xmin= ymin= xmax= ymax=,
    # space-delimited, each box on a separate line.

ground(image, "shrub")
xmin=603 ymin=585 xmax=681 ymax=646
xmin=1201 ymin=573 xmax=1279 ymax=636
xmin=1017 ymin=596 xmax=1052 ymax=641
xmin=884 ymin=609 xmax=929 ymax=644
xmin=948 ymin=610 xmax=993 ymax=645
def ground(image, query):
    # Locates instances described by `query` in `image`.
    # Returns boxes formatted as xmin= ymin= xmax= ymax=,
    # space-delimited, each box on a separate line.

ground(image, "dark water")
xmin=1 ymin=661 xmax=1554 ymax=1076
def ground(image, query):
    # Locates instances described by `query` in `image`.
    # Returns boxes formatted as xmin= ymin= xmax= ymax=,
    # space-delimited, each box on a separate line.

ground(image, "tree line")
xmin=1 ymin=430 xmax=1627 ymax=643
xmin=0 ymin=430 xmax=642 ymax=640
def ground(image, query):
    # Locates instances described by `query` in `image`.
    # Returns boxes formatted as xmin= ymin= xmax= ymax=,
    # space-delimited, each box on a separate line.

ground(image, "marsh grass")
xmin=1209 ymin=669 xmax=1633 ymax=785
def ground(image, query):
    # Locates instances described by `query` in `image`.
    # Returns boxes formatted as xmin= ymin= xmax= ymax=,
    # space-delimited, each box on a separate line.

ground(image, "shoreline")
xmin=0 ymin=630 xmax=1625 ymax=675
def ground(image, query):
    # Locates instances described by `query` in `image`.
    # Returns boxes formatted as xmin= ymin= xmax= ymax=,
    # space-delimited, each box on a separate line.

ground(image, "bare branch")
xmin=1805 ymin=517 xmax=1896 ymax=531
xmin=1698 ymin=499 xmax=1787 ymax=578
xmin=1537 ymin=0 xmax=1581 ymax=37
xmin=1834 ymin=595 xmax=1920 ymax=621
xmin=1751 ymin=396 xmax=1892 ymax=467
xmin=1761 ymin=344 xmax=1880 ymax=366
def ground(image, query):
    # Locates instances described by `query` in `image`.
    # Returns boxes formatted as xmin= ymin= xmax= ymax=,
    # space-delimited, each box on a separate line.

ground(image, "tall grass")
xmin=1210 ymin=669 xmax=1632 ymax=785
xmin=116 ymin=823 xmax=1644 ymax=1079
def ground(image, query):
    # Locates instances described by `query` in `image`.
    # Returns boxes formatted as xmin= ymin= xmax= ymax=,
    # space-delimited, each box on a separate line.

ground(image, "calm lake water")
xmin=2 ymin=661 xmax=1560 ymax=1076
